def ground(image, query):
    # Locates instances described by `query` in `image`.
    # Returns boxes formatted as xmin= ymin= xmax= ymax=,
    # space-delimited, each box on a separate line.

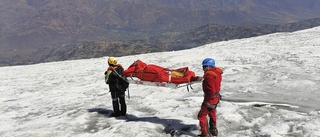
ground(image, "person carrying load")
xmin=105 ymin=57 xmax=127 ymax=117
xmin=197 ymin=58 xmax=223 ymax=137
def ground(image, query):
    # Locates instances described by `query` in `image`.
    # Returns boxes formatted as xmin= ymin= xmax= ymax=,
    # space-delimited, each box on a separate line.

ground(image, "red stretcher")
xmin=123 ymin=60 xmax=202 ymax=89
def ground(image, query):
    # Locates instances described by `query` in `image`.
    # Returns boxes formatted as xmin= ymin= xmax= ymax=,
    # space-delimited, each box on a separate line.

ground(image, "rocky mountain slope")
xmin=1 ymin=18 xmax=320 ymax=66
xmin=1 ymin=0 xmax=320 ymax=66
xmin=1 ymin=0 xmax=320 ymax=50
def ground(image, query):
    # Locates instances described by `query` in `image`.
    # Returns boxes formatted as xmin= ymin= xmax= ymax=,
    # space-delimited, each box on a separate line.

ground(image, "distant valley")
xmin=1 ymin=18 xmax=320 ymax=66
xmin=1 ymin=0 xmax=320 ymax=66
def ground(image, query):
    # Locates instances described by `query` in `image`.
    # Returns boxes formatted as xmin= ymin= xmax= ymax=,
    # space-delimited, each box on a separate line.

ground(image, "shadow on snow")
xmin=87 ymin=107 xmax=198 ymax=136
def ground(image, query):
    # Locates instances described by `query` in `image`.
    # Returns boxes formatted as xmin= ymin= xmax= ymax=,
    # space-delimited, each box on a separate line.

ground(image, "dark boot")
xmin=209 ymin=128 xmax=218 ymax=136
xmin=208 ymin=118 xmax=218 ymax=136
xmin=209 ymin=119 xmax=215 ymax=129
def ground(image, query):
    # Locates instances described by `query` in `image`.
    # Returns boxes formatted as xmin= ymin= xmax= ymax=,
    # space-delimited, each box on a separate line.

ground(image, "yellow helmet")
xmin=108 ymin=57 xmax=118 ymax=65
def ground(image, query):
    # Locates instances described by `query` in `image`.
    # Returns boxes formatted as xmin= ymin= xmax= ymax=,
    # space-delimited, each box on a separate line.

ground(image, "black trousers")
xmin=111 ymin=91 xmax=127 ymax=115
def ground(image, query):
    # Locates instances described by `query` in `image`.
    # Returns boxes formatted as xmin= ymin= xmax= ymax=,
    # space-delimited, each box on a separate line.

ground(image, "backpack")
xmin=119 ymin=76 xmax=129 ymax=91
xmin=114 ymin=66 xmax=129 ymax=91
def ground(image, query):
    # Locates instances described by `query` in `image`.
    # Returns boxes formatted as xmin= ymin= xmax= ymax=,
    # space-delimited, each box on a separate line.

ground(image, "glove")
xmin=104 ymin=71 xmax=108 ymax=75
xmin=191 ymin=76 xmax=203 ymax=81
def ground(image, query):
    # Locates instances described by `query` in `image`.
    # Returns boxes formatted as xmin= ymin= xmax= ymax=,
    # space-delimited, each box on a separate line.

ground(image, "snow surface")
xmin=1 ymin=27 xmax=320 ymax=137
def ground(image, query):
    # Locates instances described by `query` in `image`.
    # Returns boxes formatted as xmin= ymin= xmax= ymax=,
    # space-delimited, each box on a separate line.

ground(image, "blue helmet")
xmin=202 ymin=58 xmax=215 ymax=67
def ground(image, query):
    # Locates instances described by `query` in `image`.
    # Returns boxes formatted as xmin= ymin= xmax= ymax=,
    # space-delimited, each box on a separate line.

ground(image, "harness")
xmin=206 ymin=92 xmax=222 ymax=109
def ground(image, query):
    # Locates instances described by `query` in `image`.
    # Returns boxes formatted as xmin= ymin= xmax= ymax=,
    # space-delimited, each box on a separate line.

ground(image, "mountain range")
xmin=1 ymin=0 xmax=320 ymax=66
